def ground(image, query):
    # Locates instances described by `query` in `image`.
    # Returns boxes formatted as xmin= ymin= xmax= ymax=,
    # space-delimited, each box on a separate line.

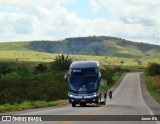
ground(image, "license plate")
xmin=81 ymin=100 xmax=86 ymax=102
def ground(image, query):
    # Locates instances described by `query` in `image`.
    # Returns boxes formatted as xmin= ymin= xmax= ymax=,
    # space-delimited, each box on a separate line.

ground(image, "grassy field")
xmin=0 ymin=50 xmax=159 ymax=67
xmin=0 ymin=42 xmax=30 ymax=51
xmin=145 ymin=75 xmax=160 ymax=103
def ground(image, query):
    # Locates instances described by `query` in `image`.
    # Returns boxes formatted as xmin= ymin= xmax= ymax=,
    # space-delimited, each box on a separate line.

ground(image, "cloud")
xmin=0 ymin=0 xmax=159 ymax=45
xmin=89 ymin=0 xmax=160 ymax=45
xmin=0 ymin=0 xmax=75 ymax=8
xmin=0 ymin=0 xmax=110 ymax=42
xmin=0 ymin=0 xmax=77 ymax=41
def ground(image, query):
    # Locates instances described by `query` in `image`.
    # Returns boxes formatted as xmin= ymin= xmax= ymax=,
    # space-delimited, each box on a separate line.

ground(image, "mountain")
xmin=0 ymin=36 xmax=160 ymax=59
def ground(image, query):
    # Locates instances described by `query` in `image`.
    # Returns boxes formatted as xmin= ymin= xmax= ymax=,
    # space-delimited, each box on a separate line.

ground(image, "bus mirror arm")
xmin=97 ymin=72 xmax=101 ymax=83
xmin=64 ymin=73 xmax=69 ymax=82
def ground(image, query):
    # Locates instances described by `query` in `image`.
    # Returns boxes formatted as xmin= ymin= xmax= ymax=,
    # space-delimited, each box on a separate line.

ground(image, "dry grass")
xmin=0 ymin=50 xmax=160 ymax=67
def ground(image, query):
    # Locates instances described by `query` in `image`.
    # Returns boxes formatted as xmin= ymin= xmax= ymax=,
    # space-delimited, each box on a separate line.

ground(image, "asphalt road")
xmin=1 ymin=73 xmax=160 ymax=124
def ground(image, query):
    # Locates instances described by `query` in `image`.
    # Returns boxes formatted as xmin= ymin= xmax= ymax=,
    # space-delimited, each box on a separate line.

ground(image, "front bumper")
xmin=68 ymin=92 xmax=99 ymax=103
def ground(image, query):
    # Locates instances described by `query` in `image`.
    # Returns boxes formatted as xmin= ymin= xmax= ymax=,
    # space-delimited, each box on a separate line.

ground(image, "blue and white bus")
xmin=64 ymin=61 xmax=106 ymax=107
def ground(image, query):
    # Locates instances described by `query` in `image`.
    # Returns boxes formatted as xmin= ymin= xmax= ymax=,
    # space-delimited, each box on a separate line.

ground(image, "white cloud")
xmin=0 ymin=0 xmax=159 ymax=45
xmin=0 ymin=0 xmax=77 ymax=41
xmin=89 ymin=0 xmax=160 ymax=45
xmin=0 ymin=0 xmax=75 ymax=8
xmin=0 ymin=0 xmax=110 ymax=42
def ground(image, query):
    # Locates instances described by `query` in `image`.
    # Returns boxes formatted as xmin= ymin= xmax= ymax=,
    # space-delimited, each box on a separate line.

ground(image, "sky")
xmin=0 ymin=0 xmax=160 ymax=45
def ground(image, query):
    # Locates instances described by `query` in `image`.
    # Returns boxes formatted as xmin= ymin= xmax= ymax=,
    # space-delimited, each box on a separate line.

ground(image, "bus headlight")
xmin=93 ymin=92 xmax=98 ymax=97
xmin=69 ymin=94 xmax=73 ymax=97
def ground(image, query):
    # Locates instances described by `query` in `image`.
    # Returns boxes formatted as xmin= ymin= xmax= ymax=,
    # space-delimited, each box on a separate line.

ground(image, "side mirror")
xmin=64 ymin=73 xmax=69 ymax=82
xmin=97 ymin=72 xmax=101 ymax=83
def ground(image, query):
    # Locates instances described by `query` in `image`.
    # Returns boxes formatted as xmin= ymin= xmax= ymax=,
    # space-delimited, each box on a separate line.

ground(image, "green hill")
xmin=0 ymin=36 xmax=160 ymax=59
xmin=0 ymin=42 xmax=30 ymax=51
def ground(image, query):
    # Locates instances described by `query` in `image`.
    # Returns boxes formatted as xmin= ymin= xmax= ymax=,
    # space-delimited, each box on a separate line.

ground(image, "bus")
xmin=64 ymin=61 xmax=106 ymax=107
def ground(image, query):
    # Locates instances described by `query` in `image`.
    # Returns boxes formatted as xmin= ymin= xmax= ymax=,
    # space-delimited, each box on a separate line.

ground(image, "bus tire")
xmin=72 ymin=103 xmax=76 ymax=107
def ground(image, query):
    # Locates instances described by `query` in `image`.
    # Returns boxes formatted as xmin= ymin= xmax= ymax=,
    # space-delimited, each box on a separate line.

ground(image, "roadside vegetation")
xmin=0 ymin=54 xmax=72 ymax=112
xmin=145 ymin=63 xmax=160 ymax=103
xmin=0 ymin=53 xmax=159 ymax=112
xmin=100 ymin=66 xmax=126 ymax=91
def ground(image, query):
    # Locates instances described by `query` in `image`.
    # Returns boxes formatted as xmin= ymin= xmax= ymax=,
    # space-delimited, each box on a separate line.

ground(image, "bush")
xmin=105 ymin=67 xmax=114 ymax=83
xmin=100 ymin=66 xmax=114 ymax=83
xmin=99 ymin=66 xmax=107 ymax=79
xmin=146 ymin=63 xmax=160 ymax=76
xmin=113 ymin=66 xmax=121 ymax=73
xmin=0 ymin=70 xmax=68 ymax=104
xmin=34 ymin=63 xmax=48 ymax=73
xmin=0 ymin=63 xmax=13 ymax=75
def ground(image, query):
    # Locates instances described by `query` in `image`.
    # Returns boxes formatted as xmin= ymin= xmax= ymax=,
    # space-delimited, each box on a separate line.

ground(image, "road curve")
xmin=1 ymin=73 xmax=160 ymax=124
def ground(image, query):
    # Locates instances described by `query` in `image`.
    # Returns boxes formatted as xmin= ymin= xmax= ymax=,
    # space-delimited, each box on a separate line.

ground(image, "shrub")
xmin=34 ymin=63 xmax=48 ymax=73
xmin=113 ymin=66 xmax=121 ymax=73
xmin=100 ymin=66 xmax=114 ymax=83
xmin=99 ymin=66 xmax=107 ymax=79
xmin=0 ymin=63 xmax=13 ymax=75
xmin=146 ymin=63 xmax=160 ymax=76
xmin=105 ymin=67 xmax=114 ymax=83
xmin=0 ymin=70 xmax=68 ymax=104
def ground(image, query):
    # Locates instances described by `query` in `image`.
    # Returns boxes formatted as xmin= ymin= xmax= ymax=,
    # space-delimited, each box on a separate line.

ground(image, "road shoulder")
xmin=140 ymin=73 xmax=160 ymax=115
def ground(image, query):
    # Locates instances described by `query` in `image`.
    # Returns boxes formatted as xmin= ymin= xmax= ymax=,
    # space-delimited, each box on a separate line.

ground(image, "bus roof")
xmin=70 ymin=61 xmax=99 ymax=69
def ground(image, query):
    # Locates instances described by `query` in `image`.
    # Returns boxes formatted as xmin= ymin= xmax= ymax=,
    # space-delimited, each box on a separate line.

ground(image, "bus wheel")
xmin=72 ymin=103 xmax=76 ymax=107
xmin=103 ymin=101 xmax=106 ymax=105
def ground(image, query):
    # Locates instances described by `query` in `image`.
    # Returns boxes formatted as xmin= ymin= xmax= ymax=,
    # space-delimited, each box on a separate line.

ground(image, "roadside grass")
xmin=150 ymin=75 xmax=160 ymax=90
xmin=0 ymin=100 xmax=68 ymax=113
xmin=107 ymin=72 xmax=124 ymax=90
xmin=145 ymin=75 xmax=160 ymax=103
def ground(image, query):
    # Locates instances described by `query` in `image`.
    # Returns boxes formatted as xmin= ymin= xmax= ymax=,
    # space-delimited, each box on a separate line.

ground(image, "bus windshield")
xmin=69 ymin=68 xmax=99 ymax=92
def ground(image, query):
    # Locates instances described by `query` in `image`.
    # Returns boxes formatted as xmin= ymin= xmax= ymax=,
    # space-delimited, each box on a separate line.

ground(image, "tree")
xmin=120 ymin=60 xmax=124 ymax=65
xmin=52 ymin=54 xmax=72 ymax=71
xmin=146 ymin=63 xmax=160 ymax=76
xmin=104 ymin=67 xmax=114 ymax=83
